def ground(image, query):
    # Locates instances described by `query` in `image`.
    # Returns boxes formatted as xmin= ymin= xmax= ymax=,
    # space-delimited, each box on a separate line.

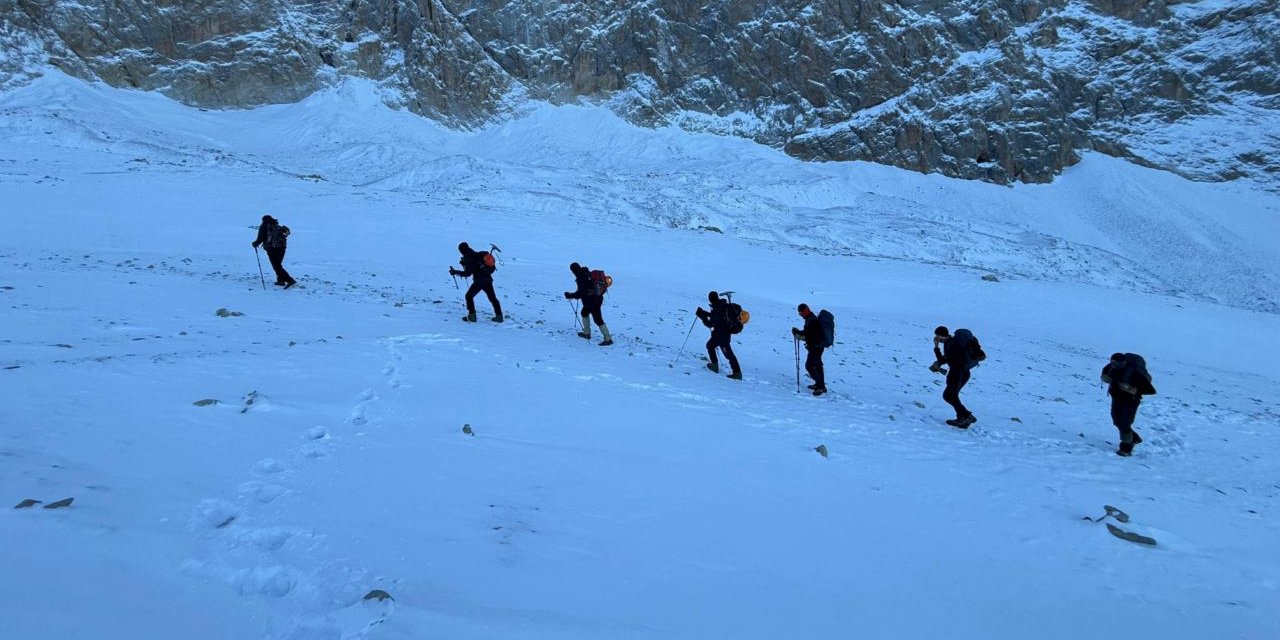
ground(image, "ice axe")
xmin=489 ymin=243 xmax=503 ymax=265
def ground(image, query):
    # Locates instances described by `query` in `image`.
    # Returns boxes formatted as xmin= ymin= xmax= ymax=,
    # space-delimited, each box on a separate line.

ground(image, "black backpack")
xmin=817 ymin=310 xmax=835 ymax=348
xmin=953 ymin=328 xmax=986 ymax=369
xmin=1121 ymin=353 xmax=1157 ymax=395
xmin=265 ymin=223 xmax=290 ymax=248
xmin=725 ymin=302 xmax=747 ymax=334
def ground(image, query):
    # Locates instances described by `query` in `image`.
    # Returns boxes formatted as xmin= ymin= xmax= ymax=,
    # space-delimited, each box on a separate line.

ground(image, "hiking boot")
xmin=1131 ymin=431 xmax=1143 ymax=445
xmin=274 ymin=281 xmax=287 ymax=286
xmin=727 ymin=372 xmax=742 ymax=380
xmin=706 ymin=362 xmax=720 ymax=374
xmin=463 ymin=312 xmax=477 ymax=322
xmin=598 ymin=339 xmax=613 ymax=346
xmin=962 ymin=415 xmax=977 ymax=427
xmin=945 ymin=418 xmax=970 ymax=429
xmin=491 ymin=315 xmax=504 ymax=323
xmin=577 ymin=331 xmax=591 ymax=339
xmin=811 ymin=386 xmax=827 ymax=396
xmin=283 ymin=281 xmax=297 ymax=289
xmin=1116 ymin=444 xmax=1133 ymax=457
xmin=807 ymin=383 xmax=819 ymax=390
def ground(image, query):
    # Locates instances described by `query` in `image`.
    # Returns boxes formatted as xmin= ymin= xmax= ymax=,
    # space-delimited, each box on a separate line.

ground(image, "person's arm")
xmin=252 ymin=225 xmax=267 ymax=248
xmin=566 ymin=276 xmax=587 ymax=299
xmin=453 ymin=257 xmax=474 ymax=278
xmin=696 ymin=307 xmax=712 ymax=328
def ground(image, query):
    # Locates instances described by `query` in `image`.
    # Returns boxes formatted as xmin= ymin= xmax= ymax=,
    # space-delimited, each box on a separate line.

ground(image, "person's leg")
xmin=266 ymin=247 xmax=290 ymax=284
xmin=464 ymin=282 xmax=481 ymax=318
xmin=806 ymin=347 xmax=825 ymax=389
xmin=587 ymin=301 xmax=611 ymax=343
xmin=943 ymin=368 xmax=971 ymax=419
xmin=1112 ymin=396 xmax=1140 ymax=453
xmin=720 ymin=335 xmax=741 ymax=375
xmin=483 ymin=282 xmax=502 ymax=318
xmin=705 ymin=336 xmax=719 ymax=372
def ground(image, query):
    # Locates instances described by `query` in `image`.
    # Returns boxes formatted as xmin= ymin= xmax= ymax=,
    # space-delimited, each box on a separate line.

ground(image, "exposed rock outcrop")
xmin=3 ymin=0 xmax=1276 ymax=185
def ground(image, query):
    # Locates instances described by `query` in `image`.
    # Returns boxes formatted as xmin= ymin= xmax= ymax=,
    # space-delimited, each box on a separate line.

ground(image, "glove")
xmin=449 ymin=268 xmax=459 ymax=276
xmin=791 ymin=327 xmax=802 ymax=337
xmin=564 ymin=292 xmax=572 ymax=299
xmin=696 ymin=307 xmax=705 ymax=316
xmin=251 ymin=241 xmax=260 ymax=248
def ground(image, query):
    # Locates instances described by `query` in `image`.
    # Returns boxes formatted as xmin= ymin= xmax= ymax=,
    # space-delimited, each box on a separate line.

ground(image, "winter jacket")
xmin=253 ymin=219 xmax=289 ymax=250
xmin=798 ymin=315 xmax=824 ymax=349
xmin=1102 ymin=359 xmax=1156 ymax=399
xmin=456 ymin=249 xmax=494 ymax=284
xmin=942 ymin=333 xmax=973 ymax=370
xmin=566 ymin=268 xmax=601 ymax=302
xmin=697 ymin=300 xmax=734 ymax=334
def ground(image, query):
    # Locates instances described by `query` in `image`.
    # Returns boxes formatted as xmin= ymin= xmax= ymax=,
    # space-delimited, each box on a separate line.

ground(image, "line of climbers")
xmin=248 ymin=218 xmax=1157 ymax=457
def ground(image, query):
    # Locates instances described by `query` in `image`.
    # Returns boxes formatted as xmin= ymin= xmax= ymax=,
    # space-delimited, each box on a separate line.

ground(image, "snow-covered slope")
xmin=1 ymin=73 xmax=1278 ymax=639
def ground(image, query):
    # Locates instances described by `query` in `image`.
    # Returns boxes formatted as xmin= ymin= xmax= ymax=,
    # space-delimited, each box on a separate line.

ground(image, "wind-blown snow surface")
xmin=2 ymin=73 xmax=1279 ymax=639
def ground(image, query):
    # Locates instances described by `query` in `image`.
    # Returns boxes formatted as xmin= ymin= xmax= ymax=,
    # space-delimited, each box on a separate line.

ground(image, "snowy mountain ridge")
xmin=2 ymin=0 xmax=1278 ymax=185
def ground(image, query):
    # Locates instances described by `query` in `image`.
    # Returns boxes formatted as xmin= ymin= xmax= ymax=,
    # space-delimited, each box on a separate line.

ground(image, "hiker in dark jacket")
xmin=791 ymin=303 xmax=826 ymax=396
xmin=1101 ymin=353 xmax=1156 ymax=456
xmin=251 ymin=214 xmax=296 ymax=288
xmin=695 ymin=291 xmax=742 ymax=380
xmin=938 ymin=327 xmax=978 ymax=428
xmin=448 ymin=242 xmax=503 ymax=322
xmin=564 ymin=262 xmax=613 ymax=346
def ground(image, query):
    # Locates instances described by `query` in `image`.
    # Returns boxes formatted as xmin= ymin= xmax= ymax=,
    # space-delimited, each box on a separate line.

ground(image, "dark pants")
xmin=943 ymin=367 xmax=972 ymax=419
xmin=1111 ymin=394 xmax=1141 ymax=445
xmin=706 ymin=332 xmax=740 ymax=374
xmin=465 ymin=280 xmax=502 ymax=315
xmin=805 ymin=346 xmax=825 ymax=389
xmin=580 ymin=296 xmax=604 ymax=325
xmin=265 ymin=246 xmax=294 ymax=284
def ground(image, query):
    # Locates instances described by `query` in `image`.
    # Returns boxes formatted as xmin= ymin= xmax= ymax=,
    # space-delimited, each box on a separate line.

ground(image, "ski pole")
xmin=794 ymin=336 xmax=801 ymax=393
xmin=672 ymin=315 xmax=698 ymax=366
xmin=451 ymin=271 xmax=459 ymax=289
xmin=254 ymin=246 xmax=266 ymax=290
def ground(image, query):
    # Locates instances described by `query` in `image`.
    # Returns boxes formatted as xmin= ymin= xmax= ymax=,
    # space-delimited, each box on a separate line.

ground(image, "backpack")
xmin=725 ymin=302 xmax=749 ymax=334
xmin=589 ymin=269 xmax=612 ymax=296
xmin=478 ymin=251 xmax=496 ymax=274
xmin=1121 ymin=353 xmax=1157 ymax=395
xmin=817 ymin=310 xmax=835 ymax=348
xmin=266 ymin=224 xmax=290 ymax=248
xmin=953 ymin=328 xmax=986 ymax=369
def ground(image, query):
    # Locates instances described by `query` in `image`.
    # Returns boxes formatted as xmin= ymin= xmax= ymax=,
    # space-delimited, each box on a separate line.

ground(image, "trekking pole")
xmin=794 ymin=335 xmax=801 ymax=393
xmin=450 ymin=269 xmax=459 ymax=289
xmin=253 ymin=247 xmax=266 ymax=290
xmin=672 ymin=316 xmax=698 ymax=366
xmin=568 ymin=299 xmax=583 ymax=333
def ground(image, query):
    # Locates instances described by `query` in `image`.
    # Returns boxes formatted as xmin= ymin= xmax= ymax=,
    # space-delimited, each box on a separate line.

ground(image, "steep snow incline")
xmin=1 ymin=73 xmax=1278 ymax=639
xmin=3 ymin=74 xmax=1276 ymax=312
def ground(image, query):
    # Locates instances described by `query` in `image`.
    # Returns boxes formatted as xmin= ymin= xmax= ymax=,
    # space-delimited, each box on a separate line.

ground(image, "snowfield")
xmin=2 ymin=72 xmax=1278 ymax=640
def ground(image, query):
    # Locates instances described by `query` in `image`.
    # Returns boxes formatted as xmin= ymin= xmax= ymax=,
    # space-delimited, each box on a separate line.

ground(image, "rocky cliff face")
xmin=2 ymin=0 xmax=1276 ymax=185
